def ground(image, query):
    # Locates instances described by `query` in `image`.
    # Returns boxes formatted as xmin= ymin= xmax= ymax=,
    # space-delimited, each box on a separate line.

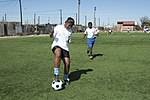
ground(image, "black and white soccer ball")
xmin=52 ymin=80 xmax=63 ymax=91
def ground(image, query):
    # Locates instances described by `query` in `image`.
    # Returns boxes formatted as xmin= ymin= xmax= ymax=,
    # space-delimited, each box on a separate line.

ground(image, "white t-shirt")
xmin=51 ymin=25 xmax=72 ymax=51
xmin=84 ymin=27 xmax=97 ymax=38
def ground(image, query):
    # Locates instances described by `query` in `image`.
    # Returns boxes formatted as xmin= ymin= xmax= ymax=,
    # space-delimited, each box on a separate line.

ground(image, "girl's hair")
xmin=65 ymin=17 xmax=75 ymax=25
xmin=88 ymin=22 xmax=92 ymax=28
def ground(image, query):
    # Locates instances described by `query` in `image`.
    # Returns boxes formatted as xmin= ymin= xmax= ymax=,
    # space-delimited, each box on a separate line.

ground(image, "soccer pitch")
xmin=0 ymin=32 xmax=150 ymax=100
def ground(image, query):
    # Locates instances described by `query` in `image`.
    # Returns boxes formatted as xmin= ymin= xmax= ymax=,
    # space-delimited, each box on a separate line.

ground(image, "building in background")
xmin=117 ymin=21 xmax=135 ymax=32
xmin=0 ymin=21 xmax=21 ymax=36
xmin=0 ymin=21 xmax=56 ymax=36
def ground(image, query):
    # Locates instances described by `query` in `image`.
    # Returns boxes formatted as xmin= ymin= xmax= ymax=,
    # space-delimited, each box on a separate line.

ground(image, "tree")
xmin=140 ymin=16 xmax=149 ymax=29
xmin=135 ymin=25 xmax=141 ymax=31
xmin=148 ymin=20 xmax=150 ymax=26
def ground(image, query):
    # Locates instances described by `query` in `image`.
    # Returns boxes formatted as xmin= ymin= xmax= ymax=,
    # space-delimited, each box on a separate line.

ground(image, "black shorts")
xmin=52 ymin=46 xmax=70 ymax=58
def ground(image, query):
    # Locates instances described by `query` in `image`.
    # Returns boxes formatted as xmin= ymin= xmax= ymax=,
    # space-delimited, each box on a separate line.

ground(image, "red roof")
xmin=117 ymin=21 xmax=135 ymax=25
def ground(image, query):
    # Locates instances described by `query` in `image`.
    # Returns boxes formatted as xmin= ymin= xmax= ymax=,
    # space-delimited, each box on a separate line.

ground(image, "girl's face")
xmin=65 ymin=22 xmax=74 ymax=29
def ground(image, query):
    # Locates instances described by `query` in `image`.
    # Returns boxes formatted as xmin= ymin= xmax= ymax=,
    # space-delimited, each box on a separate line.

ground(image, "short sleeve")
xmin=68 ymin=29 xmax=72 ymax=39
xmin=53 ymin=26 xmax=58 ymax=37
xmin=84 ymin=29 xmax=87 ymax=34
xmin=94 ymin=28 xmax=98 ymax=35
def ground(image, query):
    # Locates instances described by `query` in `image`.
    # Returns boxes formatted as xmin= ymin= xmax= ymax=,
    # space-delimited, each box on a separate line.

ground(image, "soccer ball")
xmin=52 ymin=80 xmax=63 ymax=91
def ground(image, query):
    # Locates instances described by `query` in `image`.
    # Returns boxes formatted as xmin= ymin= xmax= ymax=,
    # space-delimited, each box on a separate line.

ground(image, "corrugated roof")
xmin=117 ymin=21 xmax=135 ymax=25
xmin=123 ymin=21 xmax=134 ymax=25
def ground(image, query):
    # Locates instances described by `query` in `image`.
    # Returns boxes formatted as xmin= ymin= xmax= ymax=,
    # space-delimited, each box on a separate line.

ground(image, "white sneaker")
xmin=90 ymin=56 xmax=93 ymax=59
xmin=64 ymin=78 xmax=70 ymax=85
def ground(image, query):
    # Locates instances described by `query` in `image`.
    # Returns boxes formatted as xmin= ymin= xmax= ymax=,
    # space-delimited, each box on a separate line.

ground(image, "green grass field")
xmin=0 ymin=32 xmax=150 ymax=100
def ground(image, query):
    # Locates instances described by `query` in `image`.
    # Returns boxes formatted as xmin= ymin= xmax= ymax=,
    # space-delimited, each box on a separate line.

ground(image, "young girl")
xmin=83 ymin=22 xmax=98 ymax=59
xmin=50 ymin=17 xmax=75 ymax=85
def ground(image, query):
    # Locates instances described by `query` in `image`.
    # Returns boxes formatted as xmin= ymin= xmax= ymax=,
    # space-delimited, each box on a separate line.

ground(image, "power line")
xmin=35 ymin=9 xmax=60 ymax=13
xmin=0 ymin=0 xmax=17 ymax=4
xmin=0 ymin=0 xmax=18 ymax=13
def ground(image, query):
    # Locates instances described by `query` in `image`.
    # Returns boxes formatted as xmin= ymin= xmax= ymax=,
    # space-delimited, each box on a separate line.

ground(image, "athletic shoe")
xmin=54 ymin=75 xmax=59 ymax=82
xmin=87 ymin=49 xmax=89 ymax=54
xmin=90 ymin=56 xmax=93 ymax=60
xmin=64 ymin=78 xmax=70 ymax=85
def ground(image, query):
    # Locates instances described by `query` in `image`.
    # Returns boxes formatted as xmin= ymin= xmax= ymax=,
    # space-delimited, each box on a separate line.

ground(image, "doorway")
xmin=4 ymin=24 xmax=8 ymax=36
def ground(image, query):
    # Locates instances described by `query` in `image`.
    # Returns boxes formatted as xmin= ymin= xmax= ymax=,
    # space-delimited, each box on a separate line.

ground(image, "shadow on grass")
xmin=89 ymin=53 xmax=103 ymax=60
xmin=68 ymin=69 xmax=93 ymax=83
xmin=61 ymin=69 xmax=93 ymax=90
xmin=93 ymin=53 xmax=103 ymax=58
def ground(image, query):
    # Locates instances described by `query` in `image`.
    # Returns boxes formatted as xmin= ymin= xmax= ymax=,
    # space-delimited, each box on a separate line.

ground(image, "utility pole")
xmin=19 ymin=0 xmax=23 ymax=29
xmin=85 ymin=15 xmax=87 ymax=27
xmin=108 ymin=18 xmax=110 ymax=25
xmin=94 ymin=7 xmax=96 ymax=27
xmin=76 ymin=13 xmax=77 ymax=25
xmin=2 ymin=16 xmax=4 ymax=21
xmin=99 ymin=18 xmax=100 ymax=27
xmin=48 ymin=17 xmax=50 ymax=24
xmin=34 ymin=13 xmax=36 ymax=25
xmin=4 ymin=14 xmax=6 ymax=21
xmin=78 ymin=0 xmax=81 ymax=25
xmin=38 ymin=16 xmax=40 ymax=25
xmin=59 ymin=9 xmax=62 ymax=25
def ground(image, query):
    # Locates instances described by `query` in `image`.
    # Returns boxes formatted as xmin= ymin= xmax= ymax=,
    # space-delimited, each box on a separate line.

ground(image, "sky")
xmin=0 ymin=0 xmax=150 ymax=26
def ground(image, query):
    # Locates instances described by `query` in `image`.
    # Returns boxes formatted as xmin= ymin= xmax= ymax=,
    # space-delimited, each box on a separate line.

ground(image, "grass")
xmin=0 ymin=32 xmax=150 ymax=100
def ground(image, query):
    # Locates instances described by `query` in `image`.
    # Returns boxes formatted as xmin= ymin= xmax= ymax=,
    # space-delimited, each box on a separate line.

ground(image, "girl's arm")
xmin=49 ymin=29 xmax=54 ymax=38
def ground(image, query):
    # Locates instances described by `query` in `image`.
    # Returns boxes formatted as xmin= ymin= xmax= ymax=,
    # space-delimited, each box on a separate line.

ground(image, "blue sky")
xmin=0 ymin=0 xmax=150 ymax=26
